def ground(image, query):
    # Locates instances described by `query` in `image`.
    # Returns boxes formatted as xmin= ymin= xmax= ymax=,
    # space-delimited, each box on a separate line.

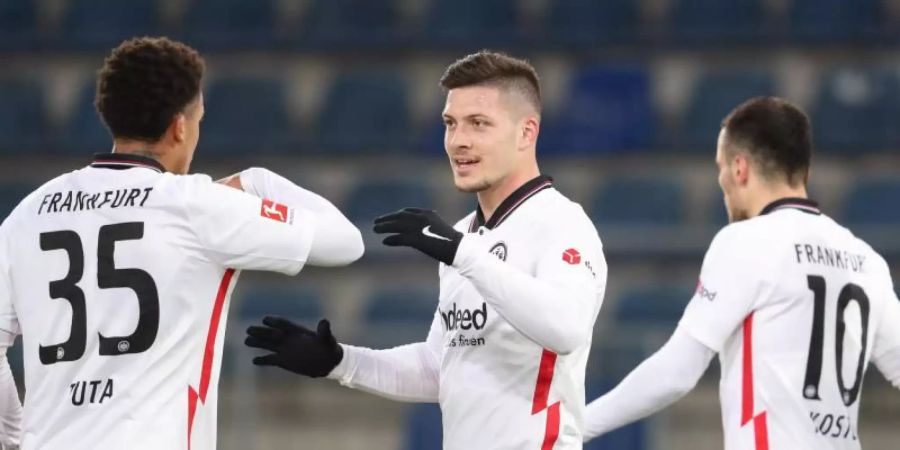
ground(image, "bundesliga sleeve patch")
xmin=260 ymin=199 xmax=289 ymax=223
xmin=562 ymin=248 xmax=581 ymax=265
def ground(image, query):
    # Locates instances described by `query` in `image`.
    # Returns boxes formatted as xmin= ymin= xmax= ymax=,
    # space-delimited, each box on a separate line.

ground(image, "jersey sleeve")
xmin=871 ymin=264 xmax=900 ymax=364
xmin=0 ymin=225 xmax=18 ymax=336
xmin=180 ymin=175 xmax=314 ymax=275
xmin=678 ymin=226 xmax=769 ymax=353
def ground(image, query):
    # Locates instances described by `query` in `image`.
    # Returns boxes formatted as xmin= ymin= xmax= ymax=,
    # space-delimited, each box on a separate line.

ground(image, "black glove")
xmin=245 ymin=316 xmax=343 ymax=378
xmin=373 ymin=208 xmax=463 ymax=265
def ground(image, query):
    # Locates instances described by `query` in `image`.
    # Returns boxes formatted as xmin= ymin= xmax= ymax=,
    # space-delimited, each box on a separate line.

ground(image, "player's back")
xmin=710 ymin=201 xmax=897 ymax=450
xmin=0 ymin=155 xmax=311 ymax=450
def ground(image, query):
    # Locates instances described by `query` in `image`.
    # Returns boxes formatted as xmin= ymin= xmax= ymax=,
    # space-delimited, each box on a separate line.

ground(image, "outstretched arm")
xmin=0 ymin=331 xmax=21 ymax=449
xmin=583 ymin=328 xmax=714 ymax=441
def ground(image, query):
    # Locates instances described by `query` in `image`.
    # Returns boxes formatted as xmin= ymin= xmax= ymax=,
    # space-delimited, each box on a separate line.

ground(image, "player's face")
xmin=172 ymin=94 xmax=204 ymax=174
xmin=716 ymin=129 xmax=749 ymax=222
xmin=442 ymin=86 xmax=522 ymax=193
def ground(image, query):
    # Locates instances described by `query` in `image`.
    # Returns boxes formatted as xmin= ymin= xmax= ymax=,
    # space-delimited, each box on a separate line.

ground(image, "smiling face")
xmin=442 ymin=84 xmax=539 ymax=194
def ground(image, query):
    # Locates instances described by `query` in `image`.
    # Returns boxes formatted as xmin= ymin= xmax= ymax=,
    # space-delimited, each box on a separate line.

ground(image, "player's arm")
xmin=0 ymin=229 xmax=21 ymax=449
xmin=182 ymin=174 xmax=362 ymax=275
xmin=583 ymin=328 xmax=714 ymax=440
xmin=245 ymin=311 xmax=442 ymax=402
xmin=222 ymin=168 xmax=363 ymax=266
xmin=373 ymin=208 xmax=602 ymax=354
xmin=870 ymin=271 xmax=900 ymax=389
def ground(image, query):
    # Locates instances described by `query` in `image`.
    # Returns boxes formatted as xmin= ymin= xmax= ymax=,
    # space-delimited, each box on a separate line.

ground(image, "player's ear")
xmin=733 ymin=153 xmax=750 ymax=186
xmin=519 ymin=116 xmax=539 ymax=150
xmin=172 ymin=113 xmax=188 ymax=143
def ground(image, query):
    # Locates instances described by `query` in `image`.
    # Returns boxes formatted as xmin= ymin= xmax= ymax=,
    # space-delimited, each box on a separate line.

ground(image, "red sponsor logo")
xmin=260 ymin=199 xmax=289 ymax=223
xmin=562 ymin=248 xmax=581 ymax=265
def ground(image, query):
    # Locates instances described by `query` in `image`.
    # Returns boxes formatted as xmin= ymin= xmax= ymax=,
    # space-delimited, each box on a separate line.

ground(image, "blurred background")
xmin=1 ymin=0 xmax=900 ymax=448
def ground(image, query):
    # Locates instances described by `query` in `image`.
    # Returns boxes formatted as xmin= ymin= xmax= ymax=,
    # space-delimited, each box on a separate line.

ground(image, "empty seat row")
xmin=0 ymin=0 xmax=894 ymax=51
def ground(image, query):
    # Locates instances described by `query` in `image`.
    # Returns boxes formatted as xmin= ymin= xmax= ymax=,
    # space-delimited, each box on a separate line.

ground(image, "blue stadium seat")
xmin=811 ymin=68 xmax=900 ymax=152
xmin=541 ymin=66 xmax=655 ymax=154
xmin=0 ymin=183 xmax=38 ymax=219
xmin=62 ymin=82 xmax=111 ymax=155
xmin=344 ymin=179 xmax=434 ymax=224
xmin=591 ymin=178 xmax=684 ymax=226
xmin=0 ymin=78 xmax=49 ymax=154
xmin=789 ymin=0 xmax=884 ymax=43
xmin=615 ymin=285 xmax=693 ymax=327
xmin=669 ymin=0 xmax=766 ymax=44
xmin=61 ymin=0 xmax=160 ymax=49
xmin=680 ymin=70 xmax=776 ymax=151
xmin=315 ymin=71 xmax=411 ymax=153
xmin=0 ymin=1 xmax=39 ymax=50
xmin=301 ymin=0 xmax=403 ymax=48
xmin=403 ymin=403 xmax=442 ymax=450
xmin=199 ymin=77 xmax=294 ymax=154
xmin=237 ymin=283 xmax=323 ymax=324
xmin=840 ymin=178 xmax=900 ymax=226
xmin=182 ymin=0 xmax=279 ymax=49
xmin=360 ymin=285 xmax=437 ymax=348
xmin=423 ymin=0 xmax=521 ymax=46
xmin=544 ymin=0 xmax=640 ymax=45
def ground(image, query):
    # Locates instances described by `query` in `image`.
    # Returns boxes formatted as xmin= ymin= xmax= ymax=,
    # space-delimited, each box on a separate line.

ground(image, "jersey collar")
xmin=91 ymin=153 xmax=166 ymax=173
xmin=759 ymin=197 xmax=821 ymax=216
xmin=469 ymin=175 xmax=553 ymax=232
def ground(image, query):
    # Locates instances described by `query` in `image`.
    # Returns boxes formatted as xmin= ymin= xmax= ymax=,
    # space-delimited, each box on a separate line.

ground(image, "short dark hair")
xmin=439 ymin=50 xmax=541 ymax=113
xmin=96 ymin=36 xmax=205 ymax=142
xmin=721 ymin=96 xmax=812 ymax=187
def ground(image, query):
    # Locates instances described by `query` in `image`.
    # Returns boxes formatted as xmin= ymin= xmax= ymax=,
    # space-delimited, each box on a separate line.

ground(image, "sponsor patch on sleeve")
xmin=260 ymin=199 xmax=290 ymax=223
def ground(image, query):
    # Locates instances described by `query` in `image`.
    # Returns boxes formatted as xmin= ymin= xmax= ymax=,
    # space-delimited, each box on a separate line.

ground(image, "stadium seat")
xmin=591 ymin=177 xmax=684 ymax=226
xmin=544 ymin=0 xmax=640 ymax=45
xmin=0 ymin=78 xmax=49 ymax=154
xmin=0 ymin=183 xmax=39 ymax=219
xmin=199 ymin=77 xmax=294 ymax=154
xmin=0 ymin=1 xmax=39 ymax=50
xmin=182 ymin=0 xmax=279 ymax=49
xmin=360 ymin=284 xmax=437 ymax=348
xmin=811 ymin=68 xmax=900 ymax=152
xmin=680 ymin=69 xmax=777 ymax=151
xmin=668 ymin=0 xmax=766 ymax=44
xmin=62 ymin=81 xmax=112 ymax=154
xmin=840 ymin=178 xmax=900 ymax=226
xmin=60 ymin=0 xmax=160 ymax=49
xmin=615 ymin=285 xmax=693 ymax=327
xmin=423 ymin=0 xmax=521 ymax=46
xmin=789 ymin=0 xmax=885 ymax=43
xmin=541 ymin=66 xmax=655 ymax=154
xmin=344 ymin=179 xmax=434 ymax=224
xmin=315 ymin=71 xmax=411 ymax=153
xmin=301 ymin=0 xmax=404 ymax=48
xmin=403 ymin=403 xmax=442 ymax=450
xmin=237 ymin=283 xmax=323 ymax=324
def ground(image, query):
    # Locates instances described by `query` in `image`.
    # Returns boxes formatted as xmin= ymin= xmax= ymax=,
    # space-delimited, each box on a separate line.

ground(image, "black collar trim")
xmin=91 ymin=153 xmax=166 ymax=173
xmin=759 ymin=197 xmax=821 ymax=216
xmin=469 ymin=175 xmax=553 ymax=232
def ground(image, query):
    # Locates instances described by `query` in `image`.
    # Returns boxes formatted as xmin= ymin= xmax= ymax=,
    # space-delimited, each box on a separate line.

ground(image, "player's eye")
xmin=473 ymin=119 xmax=488 ymax=128
xmin=443 ymin=119 xmax=455 ymax=128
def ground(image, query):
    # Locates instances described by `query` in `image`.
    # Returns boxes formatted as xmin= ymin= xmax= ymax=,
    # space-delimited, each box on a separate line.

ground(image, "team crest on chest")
xmin=489 ymin=242 xmax=507 ymax=261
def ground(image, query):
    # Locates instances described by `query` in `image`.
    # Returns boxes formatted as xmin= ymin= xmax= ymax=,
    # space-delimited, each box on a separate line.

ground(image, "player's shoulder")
xmin=453 ymin=211 xmax=477 ymax=232
xmin=706 ymin=217 xmax=776 ymax=257
xmin=532 ymin=188 xmax=599 ymax=234
xmin=2 ymin=171 xmax=76 ymax=228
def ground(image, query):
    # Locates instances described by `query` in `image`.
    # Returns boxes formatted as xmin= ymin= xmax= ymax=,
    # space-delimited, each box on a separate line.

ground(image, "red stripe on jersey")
xmin=753 ymin=412 xmax=770 ymax=450
xmin=187 ymin=268 xmax=236 ymax=448
xmin=532 ymin=349 xmax=558 ymax=414
xmin=541 ymin=401 xmax=561 ymax=450
xmin=741 ymin=313 xmax=755 ymax=426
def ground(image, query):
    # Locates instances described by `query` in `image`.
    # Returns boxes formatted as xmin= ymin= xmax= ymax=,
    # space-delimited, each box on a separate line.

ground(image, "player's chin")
xmin=453 ymin=176 xmax=489 ymax=193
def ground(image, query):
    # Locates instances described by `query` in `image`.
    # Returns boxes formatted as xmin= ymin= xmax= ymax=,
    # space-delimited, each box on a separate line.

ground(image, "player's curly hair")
xmin=95 ymin=36 xmax=205 ymax=142
xmin=440 ymin=50 xmax=541 ymax=114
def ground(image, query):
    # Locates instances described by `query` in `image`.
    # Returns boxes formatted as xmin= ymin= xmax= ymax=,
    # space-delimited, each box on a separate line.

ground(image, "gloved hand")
xmin=245 ymin=317 xmax=343 ymax=378
xmin=373 ymin=208 xmax=463 ymax=265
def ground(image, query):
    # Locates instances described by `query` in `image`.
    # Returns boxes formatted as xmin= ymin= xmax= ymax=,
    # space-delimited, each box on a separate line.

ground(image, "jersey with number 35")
xmin=0 ymin=154 xmax=315 ymax=450
xmin=679 ymin=198 xmax=900 ymax=450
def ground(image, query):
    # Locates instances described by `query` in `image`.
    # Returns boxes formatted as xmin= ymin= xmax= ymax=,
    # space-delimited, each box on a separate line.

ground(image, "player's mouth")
xmin=453 ymin=156 xmax=481 ymax=174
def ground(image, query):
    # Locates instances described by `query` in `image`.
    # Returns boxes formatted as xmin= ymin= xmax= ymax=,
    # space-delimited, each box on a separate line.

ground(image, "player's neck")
xmin=113 ymin=140 xmax=163 ymax=162
xmin=749 ymin=184 xmax=809 ymax=218
xmin=477 ymin=162 xmax=540 ymax=223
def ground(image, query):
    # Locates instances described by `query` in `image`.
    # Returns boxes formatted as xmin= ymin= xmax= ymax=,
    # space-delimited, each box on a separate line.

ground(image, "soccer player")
xmin=0 ymin=37 xmax=363 ymax=450
xmin=582 ymin=97 xmax=900 ymax=449
xmin=244 ymin=51 xmax=608 ymax=448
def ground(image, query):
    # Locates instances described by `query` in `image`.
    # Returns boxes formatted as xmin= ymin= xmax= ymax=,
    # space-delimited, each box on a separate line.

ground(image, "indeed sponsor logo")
xmin=440 ymin=302 xmax=488 ymax=331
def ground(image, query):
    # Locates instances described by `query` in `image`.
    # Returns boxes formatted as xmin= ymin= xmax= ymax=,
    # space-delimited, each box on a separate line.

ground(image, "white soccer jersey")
xmin=679 ymin=198 xmax=900 ymax=450
xmin=437 ymin=177 xmax=606 ymax=449
xmin=0 ymin=154 xmax=315 ymax=450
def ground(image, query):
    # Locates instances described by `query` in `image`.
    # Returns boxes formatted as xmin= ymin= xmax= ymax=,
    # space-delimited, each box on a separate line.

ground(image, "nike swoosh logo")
xmin=422 ymin=226 xmax=452 ymax=241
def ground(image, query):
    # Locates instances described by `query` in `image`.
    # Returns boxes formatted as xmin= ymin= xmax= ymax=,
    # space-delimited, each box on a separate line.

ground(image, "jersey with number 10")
xmin=0 ymin=155 xmax=314 ymax=450
xmin=679 ymin=198 xmax=900 ymax=450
